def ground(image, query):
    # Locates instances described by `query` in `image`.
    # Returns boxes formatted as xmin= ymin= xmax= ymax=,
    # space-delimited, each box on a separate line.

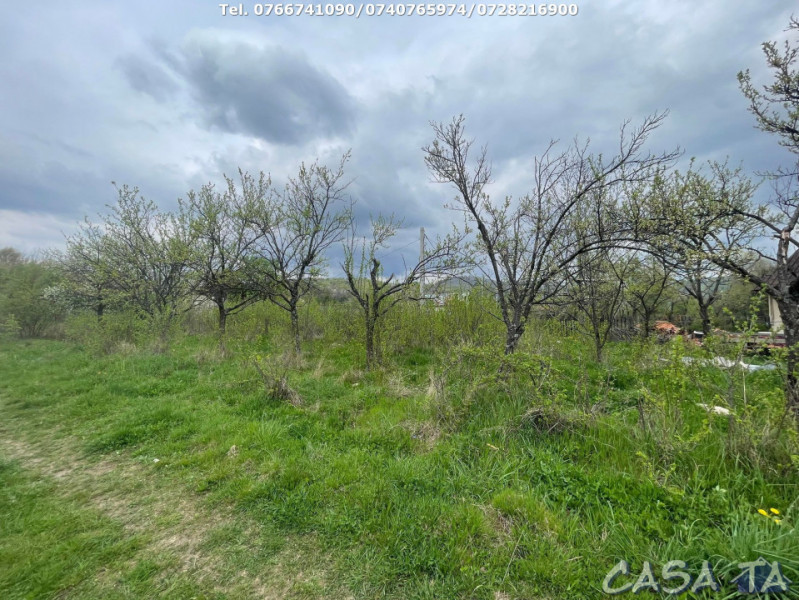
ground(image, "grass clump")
xmin=250 ymin=351 xmax=303 ymax=407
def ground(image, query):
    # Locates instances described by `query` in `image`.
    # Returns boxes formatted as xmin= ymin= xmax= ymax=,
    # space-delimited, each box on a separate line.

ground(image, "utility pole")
xmin=420 ymin=227 xmax=425 ymax=299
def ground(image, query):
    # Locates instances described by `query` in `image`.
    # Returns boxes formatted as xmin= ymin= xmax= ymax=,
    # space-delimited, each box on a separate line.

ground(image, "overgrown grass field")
xmin=1 ymin=301 xmax=797 ymax=599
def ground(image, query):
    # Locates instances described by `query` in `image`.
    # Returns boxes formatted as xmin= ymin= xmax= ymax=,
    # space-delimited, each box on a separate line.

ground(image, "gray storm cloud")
xmin=121 ymin=36 xmax=357 ymax=146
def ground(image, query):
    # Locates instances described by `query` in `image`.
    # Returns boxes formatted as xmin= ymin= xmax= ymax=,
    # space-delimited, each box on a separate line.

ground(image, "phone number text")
xmin=220 ymin=3 xmax=580 ymax=17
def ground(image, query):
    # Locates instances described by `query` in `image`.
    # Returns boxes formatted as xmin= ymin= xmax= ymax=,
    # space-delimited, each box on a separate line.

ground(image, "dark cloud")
xmin=117 ymin=54 xmax=179 ymax=102
xmin=120 ymin=36 xmax=357 ymax=146
xmin=183 ymin=38 xmax=356 ymax=144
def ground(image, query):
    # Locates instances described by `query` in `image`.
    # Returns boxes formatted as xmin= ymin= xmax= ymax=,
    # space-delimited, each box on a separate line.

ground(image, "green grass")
xmin=1 ymin=319 xmax=798 ymax=599
xmin=0 ymin=457 xmax=137 ymax=598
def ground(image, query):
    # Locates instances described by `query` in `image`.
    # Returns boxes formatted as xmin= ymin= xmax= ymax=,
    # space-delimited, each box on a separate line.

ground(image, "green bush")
xmin=0 ymin=259 xmax=65 ymax=338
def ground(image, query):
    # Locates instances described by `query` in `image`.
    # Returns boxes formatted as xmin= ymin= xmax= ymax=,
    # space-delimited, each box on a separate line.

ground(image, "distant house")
xmin=763 ymin=251 xmax=799 ymax=332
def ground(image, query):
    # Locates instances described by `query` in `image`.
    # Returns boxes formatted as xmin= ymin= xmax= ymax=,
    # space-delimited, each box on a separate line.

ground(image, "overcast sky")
xmin=1 ymin=1 xmax=796 ymax=271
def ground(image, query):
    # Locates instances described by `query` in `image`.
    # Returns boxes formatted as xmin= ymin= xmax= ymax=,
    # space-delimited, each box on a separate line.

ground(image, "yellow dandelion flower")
xmin=774 ymin=519 xmax=782 ymax=525
xmin=770 ymin=508 xmax=780 ymax=515
xmin=758 ymin=509 xmax=769 ymax=517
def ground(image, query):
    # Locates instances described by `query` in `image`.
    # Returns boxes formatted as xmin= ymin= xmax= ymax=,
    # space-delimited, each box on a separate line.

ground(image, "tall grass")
xmin=2 ymin=291 xmax=797 ymax=598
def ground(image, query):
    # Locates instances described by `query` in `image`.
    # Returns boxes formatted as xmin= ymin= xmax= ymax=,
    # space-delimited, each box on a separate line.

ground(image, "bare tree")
xmin=564 ymin=246 xmax=633 ymax=361
xmin=658 ymin=15 xmax=799 ymax=420
xmin=423 ymin=113 xmax=678 ymax=354
xmin=676 ymin=256 xmax=726 ymax=336
xmin=250 ymin=152 xmax=353 ymax=353
xmin=342 ymin=215 xmax=461 ymax=369
xmin=650 ymin=163 xmax=799 ymax=396
xmin=738 ymin=16 xmax=799 ymax=155
xmin=624 ymin=252 xmax=676 ymax=337
xmin=641 ymin=163 xmax=761 ymax=337
xmin=181 ymin=171 xmax=270 ymax=336
xmin=102 ymin=184 xmax=197 ymax=329
xmin=57 ymin=220 xmax=116 ymax=319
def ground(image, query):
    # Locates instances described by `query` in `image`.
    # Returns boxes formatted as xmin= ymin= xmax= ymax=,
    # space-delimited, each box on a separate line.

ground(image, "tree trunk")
xmin=667 ymin=301 xmax=676 ymax=324
xmin=699 ymin=302 xmax=711 ymax=337
xmin=641 ymin=310 xmax=652 ymax=339
xmin=218 ymin=304 xmax=227 ymax=334
xmin=778 ymin=299 xmax=799 ymax=422
xmin=786 ymin=345 xmax=799 ymax=423
xmin=216 ymin=303 xmax=228 ymax=353
xmin=290 ymin=306 xmax=301 ymax=354
xmin=156 ymin=313 xmax=172 ymax=353
xmin=595 ymin=331 xmax=604 ymax=362
xmin=365 ymin=312 xmax=376 ymax=370
xmin=504 ymin=322 xmax=524 ymax=355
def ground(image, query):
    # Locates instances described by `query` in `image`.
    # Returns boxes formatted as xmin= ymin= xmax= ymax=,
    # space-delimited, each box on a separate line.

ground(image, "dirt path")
xmin=0 ymin=424 xmax=347 ymax=599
